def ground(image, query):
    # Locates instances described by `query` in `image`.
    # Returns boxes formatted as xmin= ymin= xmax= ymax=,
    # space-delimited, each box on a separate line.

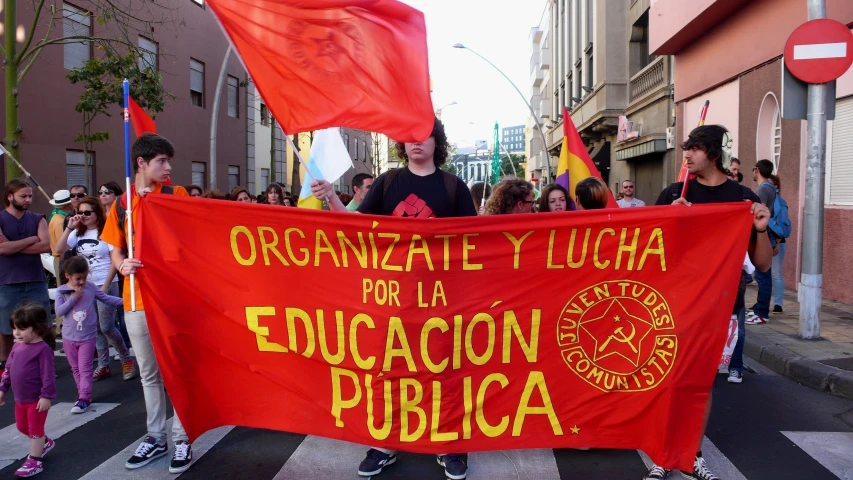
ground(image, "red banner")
xmin=136 ymin=196 xmax=753 ymax=471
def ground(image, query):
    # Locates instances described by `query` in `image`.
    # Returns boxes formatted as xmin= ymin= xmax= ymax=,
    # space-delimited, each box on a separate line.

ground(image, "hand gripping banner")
xmin=135 ymin=196 xmax=753 ymax=471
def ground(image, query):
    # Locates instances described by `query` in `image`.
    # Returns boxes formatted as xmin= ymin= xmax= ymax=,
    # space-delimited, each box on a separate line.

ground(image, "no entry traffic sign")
xmin=784 ymin=19 xmax=853 ymax=84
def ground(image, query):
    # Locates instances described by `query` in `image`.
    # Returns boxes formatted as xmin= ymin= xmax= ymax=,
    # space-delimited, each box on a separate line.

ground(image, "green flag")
xmin=491 ymin=122 xmax=500 ymax=185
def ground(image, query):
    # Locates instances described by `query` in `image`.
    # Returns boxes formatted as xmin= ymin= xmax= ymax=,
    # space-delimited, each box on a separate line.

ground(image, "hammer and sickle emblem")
xmin=598 ymin=323 xmax=637 ymax=354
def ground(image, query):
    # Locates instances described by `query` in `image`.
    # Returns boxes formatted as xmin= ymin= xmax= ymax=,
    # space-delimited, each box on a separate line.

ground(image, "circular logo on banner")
xmin=557 ymin=280 xmax=677 ymax=392
xmin=286 ymin=20 xmax=365 ymax=83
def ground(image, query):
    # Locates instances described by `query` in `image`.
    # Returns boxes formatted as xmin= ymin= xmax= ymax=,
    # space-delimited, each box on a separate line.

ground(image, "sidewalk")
xmin=743 ymin=284 xmax=853 ymax=400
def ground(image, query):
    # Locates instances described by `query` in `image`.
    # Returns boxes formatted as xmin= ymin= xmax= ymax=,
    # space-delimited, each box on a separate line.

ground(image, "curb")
xmin=744 ymin=331 xmax=853 ymax=401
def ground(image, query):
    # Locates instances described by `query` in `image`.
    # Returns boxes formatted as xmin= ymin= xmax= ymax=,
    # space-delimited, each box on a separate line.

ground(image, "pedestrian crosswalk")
xmin=2 ymin=400 xmax=851 ymax=480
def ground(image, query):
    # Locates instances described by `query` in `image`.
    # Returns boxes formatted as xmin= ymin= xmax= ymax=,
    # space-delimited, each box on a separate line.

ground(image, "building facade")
xmin=1 ymin=0 xmax=248 ymax=210
xmin=501 ymin=125 xmax=526 ymax=153
xmin=651 ymin=0 xmax=853 ymax=303
xmin=526 ymin=6 xmax=551 ymax=185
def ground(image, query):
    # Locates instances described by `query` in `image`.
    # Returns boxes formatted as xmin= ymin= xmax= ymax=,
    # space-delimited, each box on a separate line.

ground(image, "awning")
xmin=615 ymin=136 xmax=668 ymax=161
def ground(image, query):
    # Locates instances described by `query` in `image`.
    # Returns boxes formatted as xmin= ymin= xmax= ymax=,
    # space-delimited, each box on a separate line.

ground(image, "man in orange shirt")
xmin=101 ymin=134 xmax=195 ymax=474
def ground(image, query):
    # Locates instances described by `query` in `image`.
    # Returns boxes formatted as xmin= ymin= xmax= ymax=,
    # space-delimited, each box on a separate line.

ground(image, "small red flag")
xmin=128 ymin=96 xmax=157 ymax=137
xmin=205 ymin=0 xmax=434 ymax=142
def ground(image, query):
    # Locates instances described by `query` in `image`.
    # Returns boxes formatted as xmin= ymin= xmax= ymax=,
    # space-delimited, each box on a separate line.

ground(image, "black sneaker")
xmin=680 ymin=454 xmax=719 ymax=480
xmin=437 ymin=453 xmax=468 ymax=480
xmin=169 ymin=441 xmax=193 ymax=473
xmin=358 ymin=449 xmax=396 ymax=477
xmin=125 ymin=436 xmax=167 ymax=469
xmin=644 ymin=464 xmax=671 ymax=479
xmin=773 ymin=305 xmax=783 ymax=313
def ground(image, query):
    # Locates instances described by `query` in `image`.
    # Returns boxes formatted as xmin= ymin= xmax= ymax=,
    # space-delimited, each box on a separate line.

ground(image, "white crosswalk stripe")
xmin=77 ymin=418 xmax=233 ymax=480
xmin=783 ymin=431 xmax=853 ymax=480
xmin=0 ymin=402 xmax=119 ymax=470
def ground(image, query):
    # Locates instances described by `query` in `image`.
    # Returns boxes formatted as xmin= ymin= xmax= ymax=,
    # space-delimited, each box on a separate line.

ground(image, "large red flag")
xmin=206 ymin=0 xmax=434 ymax=142
xmin=136 ymin=195 xmax=754 ymax=471
xmin=128 ymin=96 xmax=157 ymax=137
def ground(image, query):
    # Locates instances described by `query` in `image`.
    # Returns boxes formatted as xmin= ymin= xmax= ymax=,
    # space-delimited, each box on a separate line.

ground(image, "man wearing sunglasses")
xmin=62 ymin=185 xmax=88 ymax=230
xmin=617 ymin=180 xmax=645 ymax=208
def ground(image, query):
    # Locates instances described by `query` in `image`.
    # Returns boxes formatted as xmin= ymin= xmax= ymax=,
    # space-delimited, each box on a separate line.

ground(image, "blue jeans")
xmin=753 ymin=267 xmax=772 ymax=318
xmin=0 ymin=282 xmax=51 ymax=336
xmin=729 ymin=307 xmax=746 ymax=373
xmin=95 ymin=282 xmax=131 ymax=369
xmin=772 ymin=242 xmax=787 ymax=308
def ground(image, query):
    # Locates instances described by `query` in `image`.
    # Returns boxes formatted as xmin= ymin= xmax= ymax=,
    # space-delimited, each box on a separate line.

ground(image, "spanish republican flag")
xmin=555 ymin=107 xmax=617 ymax=209
xmin=205 ymin=0 xmax=434 ymax=142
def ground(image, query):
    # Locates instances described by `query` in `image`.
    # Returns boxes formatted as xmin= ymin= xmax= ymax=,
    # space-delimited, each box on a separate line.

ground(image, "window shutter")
xmin=190 ymin=60 xmax=204 ymax=93
xmin=139 ymin=37 xmax=157 ymax=70
xmin=66 ymin=150 xmax=92 ymax=189
xmin=227 ymin=76 xmax=238 ymax=118
xmin=192 ymin=162 xmax=206 ymax=190
xmin=830 ymin=97 xmax=853 ymax=205
xmin=63 ymin=4 xmax=91 ymax=70
xmin=228 ymin=166 xmax=239 ymax=191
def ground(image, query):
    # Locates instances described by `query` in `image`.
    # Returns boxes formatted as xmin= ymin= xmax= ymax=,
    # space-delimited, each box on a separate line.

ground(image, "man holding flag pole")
xmin=100 ymin=80 xmax=196 ymax=474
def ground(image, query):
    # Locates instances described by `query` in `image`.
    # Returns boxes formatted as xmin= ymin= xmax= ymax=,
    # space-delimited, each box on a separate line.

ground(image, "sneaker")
xmin=680 ymin=454 xmax=719 ymax=480
xmin=357 ymin=449 xmax=397 ymax=477
xmin=644 ymin=464 xmax=671 ymax=479
xmin=773 ymin=305 xmax=783 ymax=313
xmin=93 ymin=366 xmax=112 ymax=382
xmin=70 ymin=399 xmax=89 ymax=414
xmin=14 ymin=457 xmax=43 ymax=477
xmin=745 ymin=315 xmax=767 ymax=325
xmin=437 ymin=454 xmax=468 ymax=480
xmin=745 ymin=308 xmax=755 ymax=317
xmin=125 ymin=436 xmax=168 ymax=469
xmin=727 ymin=370 xmax=743 ymax=384
xmin=169 ymin=441 xmax=193 ymax=473
xmin=122 ymin=360 xmax=138 ymax=381
xmin=41 ymin=437 xmax=55 ymax=457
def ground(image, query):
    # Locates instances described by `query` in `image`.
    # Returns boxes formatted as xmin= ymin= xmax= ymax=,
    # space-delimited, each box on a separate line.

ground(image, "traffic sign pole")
xmin=799 ymin=0 xmax=828 ymax=340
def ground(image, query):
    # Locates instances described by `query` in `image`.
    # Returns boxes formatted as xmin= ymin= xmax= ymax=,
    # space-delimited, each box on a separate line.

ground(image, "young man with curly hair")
xmin=311 ymin=118 xmax=475 ymax=479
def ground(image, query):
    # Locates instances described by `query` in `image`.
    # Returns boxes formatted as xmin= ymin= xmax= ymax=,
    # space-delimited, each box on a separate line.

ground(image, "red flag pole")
xmin=679 ymin=100 xmax=710 ymax=198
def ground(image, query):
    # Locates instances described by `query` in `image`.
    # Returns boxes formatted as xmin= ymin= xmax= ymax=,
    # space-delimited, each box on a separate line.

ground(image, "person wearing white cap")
xmin=48 ymin=190 xmax=73 ymax=328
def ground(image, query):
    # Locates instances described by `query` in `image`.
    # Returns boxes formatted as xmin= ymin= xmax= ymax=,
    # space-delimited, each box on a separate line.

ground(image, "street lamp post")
xmin=436 ymin=101 xmax=458 ymax=120
xmin=453 ymin=43 xmax=552 ymax=183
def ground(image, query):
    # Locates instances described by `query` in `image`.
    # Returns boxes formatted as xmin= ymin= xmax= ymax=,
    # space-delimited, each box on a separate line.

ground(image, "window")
xmin=228 ymin=166 xmax=240 ymax=191
xmin=227 ymin=76 xmax=239 ymax=118
xmin=575 ymin=0 xmax=581 ymax=59
xmin=260 ymin=104 xmax=269 ymax=126
xmin=192 ymin=162 xmax=206 ymax=189
xmin=586 ymin=46 xmax=594 ymax=91
xmin=829 ymin=96 xmax=853 ymax=205
xmin=66 ymin=150 xmax=93 ymax=189
xmin=345 ymin=134 xmax=350 ymax=156
xmin=586 ymin=0 xmax=593 ymax=45
xmin=63 ymin=4 xmax=91 ymax=70
xmin=261 ymin=168 xmax=270 ymax=190
xmin=190 ymin=59 xmax=205 ymax=107
xmin=361 ymin=140 xmax=367 ymax=161
xmin=138 ymin=36 xmax=158 ymax=71
xmin=577 ymin=66 xmax=583 ymax=98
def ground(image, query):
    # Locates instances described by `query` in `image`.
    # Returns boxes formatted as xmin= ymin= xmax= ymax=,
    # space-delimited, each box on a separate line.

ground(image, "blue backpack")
xmin=766 ymin=183 xmax=791 ymax=239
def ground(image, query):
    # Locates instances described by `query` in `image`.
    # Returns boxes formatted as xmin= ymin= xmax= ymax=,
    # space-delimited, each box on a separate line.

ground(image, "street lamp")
xmin=453 ymin=43 xmax=552 ymax=182
xmin=435 ymin=101 xmax=457 ymax=120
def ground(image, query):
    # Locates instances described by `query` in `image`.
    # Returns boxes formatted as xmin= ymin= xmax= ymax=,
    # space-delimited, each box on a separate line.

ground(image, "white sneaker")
xmin=745 ymin=315 xmax=767 ymax=325
xmin=727 ymin=370 xmax=743 ymax=383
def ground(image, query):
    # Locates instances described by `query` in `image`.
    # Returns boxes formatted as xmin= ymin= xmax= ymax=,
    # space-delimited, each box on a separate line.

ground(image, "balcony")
xmin=629 ymin=56 xmax=669 ymax=107
xmin=530 ymin=65 xmax=544 ymax=87
xmin=539 ymin=97 xmax=551 ymax=120
xmin=540 ymin=47 xmax=551 ymax=70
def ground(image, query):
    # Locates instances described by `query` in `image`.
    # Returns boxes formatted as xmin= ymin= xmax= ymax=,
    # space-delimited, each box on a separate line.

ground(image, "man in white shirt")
xmin=617 ymin=180 xmax=645 ymax=207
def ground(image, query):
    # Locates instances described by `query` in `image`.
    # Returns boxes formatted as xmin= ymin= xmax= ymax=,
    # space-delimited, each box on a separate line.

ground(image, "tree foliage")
xmin=66 ymin=48 xmax=173 ymax=189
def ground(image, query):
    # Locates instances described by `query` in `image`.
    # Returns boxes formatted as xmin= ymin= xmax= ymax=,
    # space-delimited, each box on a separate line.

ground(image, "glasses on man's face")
xmin=69 ymin=193 xmax=87 ymax=199
xmin=98 ymin=189 xmax=114 ymax=195
xmin=623 ymin=186 xmax=634 ymax=189
xmin=79 ymin=210 xmax=95 ymax=217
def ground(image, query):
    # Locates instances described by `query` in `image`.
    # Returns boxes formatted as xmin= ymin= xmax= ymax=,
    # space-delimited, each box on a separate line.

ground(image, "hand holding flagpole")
xmin=123 ymin=79 xmax=137 ymax=311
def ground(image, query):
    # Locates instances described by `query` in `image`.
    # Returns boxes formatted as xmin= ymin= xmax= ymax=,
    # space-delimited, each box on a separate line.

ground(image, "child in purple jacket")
xmin=0 ymin=303 xmax=57 ymax=477
xmin=55 ymin=256 xmax=122 ymax=414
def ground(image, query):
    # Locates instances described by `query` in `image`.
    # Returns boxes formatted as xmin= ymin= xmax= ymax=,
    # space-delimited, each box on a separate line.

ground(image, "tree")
xmin=501 ymin=153 xmax=525 ymax=178
xmin=66 ymin=48 xmax=172 ymax=190
xmin=4 ymin=0 xmax=181 ymax=179
xmin=441 ymin=162 xmax=458 ymax=177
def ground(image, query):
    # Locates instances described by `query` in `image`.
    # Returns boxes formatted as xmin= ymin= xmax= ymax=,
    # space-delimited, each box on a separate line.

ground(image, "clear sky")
xmin=400 ymin=0 xmax=549 ymax=149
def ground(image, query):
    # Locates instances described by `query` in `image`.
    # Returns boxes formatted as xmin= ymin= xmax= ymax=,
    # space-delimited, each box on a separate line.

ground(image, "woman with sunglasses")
xmin=97 ymin=182 xmax=124 ymax=214
xmin=484 ymin=178 xmax=536 ymax=215
xmin=54 ymin=197 xmax=137 ymax=383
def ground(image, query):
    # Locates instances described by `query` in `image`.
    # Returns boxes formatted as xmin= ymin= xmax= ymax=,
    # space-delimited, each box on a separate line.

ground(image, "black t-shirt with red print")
xmin=358 ymin=167 xmax=477 ymax=218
